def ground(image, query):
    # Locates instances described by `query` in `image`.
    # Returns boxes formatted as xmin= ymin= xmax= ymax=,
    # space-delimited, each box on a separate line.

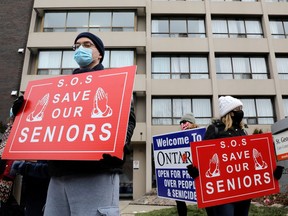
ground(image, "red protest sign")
xmin=2 ymin=66 xmax=136 ymax=161
xmin=191 ymin=133 xmax=279 ymax=208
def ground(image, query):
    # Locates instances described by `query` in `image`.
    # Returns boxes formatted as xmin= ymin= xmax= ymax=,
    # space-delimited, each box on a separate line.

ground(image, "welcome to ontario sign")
xmin=3 ymin=66 xmax=136 ymax=161
xmin=152 ymin=127 xmax=206 ymax=203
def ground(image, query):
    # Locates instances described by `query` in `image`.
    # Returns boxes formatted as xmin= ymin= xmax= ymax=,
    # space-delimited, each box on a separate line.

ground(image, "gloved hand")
xmin=10 ymin=161 xmax=26 ymax=176
xmin=124 ymin=143 xmax=131 ymax=155
xmin=187 ymin=164 xmax=199 ymax=179
xmin=12 ymin=96 xmax=24 ymax=116
xmin=102 ymin=154 xmax=124 ymax=166
xmin=273 ymin=165 xmax=284 ymax=180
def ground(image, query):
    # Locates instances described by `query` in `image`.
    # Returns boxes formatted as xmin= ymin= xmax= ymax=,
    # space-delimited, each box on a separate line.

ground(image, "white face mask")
xmin=74 ymin=46 xmax=93 ymax=67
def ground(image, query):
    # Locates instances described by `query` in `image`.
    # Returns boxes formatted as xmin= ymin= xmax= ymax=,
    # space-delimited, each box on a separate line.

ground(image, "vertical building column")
xmin=204 ymin=0 xmax=220 ymax=118
xmin=260 ymin=0 xmax=285 ymax=120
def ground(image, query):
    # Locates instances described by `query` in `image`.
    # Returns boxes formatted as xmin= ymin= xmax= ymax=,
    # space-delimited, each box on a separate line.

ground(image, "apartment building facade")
xmin=0 ymin=0 xmax=34 ymax=127
xmin=17 ymin=0 xmax=288 ymax=199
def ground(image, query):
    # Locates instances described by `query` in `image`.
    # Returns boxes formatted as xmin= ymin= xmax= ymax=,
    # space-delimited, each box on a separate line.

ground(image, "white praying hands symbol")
xmin=26 ymin=93 xmax=49 ymax=122
xmin=206 ymin=153 xmax=220 ymax=178
xmin=91 ymin=87 xmax=112 ymax=118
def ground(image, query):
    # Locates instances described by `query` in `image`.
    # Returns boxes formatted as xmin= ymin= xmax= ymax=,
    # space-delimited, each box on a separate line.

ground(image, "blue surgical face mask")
xmin=74 ymin=46 xmax=93 ymax=67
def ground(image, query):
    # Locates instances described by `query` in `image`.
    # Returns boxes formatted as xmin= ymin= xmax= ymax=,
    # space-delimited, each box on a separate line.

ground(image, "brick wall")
xmin=0 ymin=0 xmax=34 ymax=126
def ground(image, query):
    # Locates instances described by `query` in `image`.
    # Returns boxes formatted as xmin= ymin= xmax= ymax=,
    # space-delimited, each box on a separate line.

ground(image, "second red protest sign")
xmin=191 ymin=133 xmax=279 ymax=208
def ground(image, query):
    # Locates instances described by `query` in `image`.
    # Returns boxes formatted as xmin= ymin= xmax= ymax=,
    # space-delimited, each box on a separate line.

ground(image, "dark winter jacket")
xmin=204 ymin=119 xmax=247 ymax=140
xmin=48 ymin=63 xmax=136 ymax=177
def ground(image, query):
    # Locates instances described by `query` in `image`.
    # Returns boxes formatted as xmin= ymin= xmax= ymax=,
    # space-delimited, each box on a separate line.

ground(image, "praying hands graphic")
xmin=26 ymin=93 xmax=49 ymax=122
xmin=253 ymin=148 xmax=268 ymax=170
xmin=91 ymin=87 xmax=112 ymax=118
xmin=206 ymin=153 xmax=220 ymax=178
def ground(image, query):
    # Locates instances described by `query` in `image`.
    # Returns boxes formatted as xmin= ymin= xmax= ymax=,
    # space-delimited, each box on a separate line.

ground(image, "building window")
xmin=276 ymin=56 xmax=288 ymax=79
xmin=152 ymin=17 xmax=205 ymax=38
xmin=152 ymin=97 xmax=212 ymax=125
xmin=37 ymin=51 xmax=78 ymax=75
xmin=102 ymin=50 xmax=134 ymax=69
xmin=269 ymin=18 xmax=288 ymax=38
xmin=283 ymin=98 xmax=288 ymax=118
xmin=212 ymin=18 xmax=263 ymax=38
xmin=43 ymin=11 xmax=135 ymax=32
xmin=240 ymin=97 xmax=275 ymax=124
xmin=152 ymin=55 xmax=209 ymax=79
xmin=216 ymin=56 xmax=269 ymax=79
xmin=37 ymin=50 xmax=134 ymax=75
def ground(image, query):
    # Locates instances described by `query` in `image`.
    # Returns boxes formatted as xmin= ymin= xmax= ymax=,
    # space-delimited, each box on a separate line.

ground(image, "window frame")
xmin=215 ymin=56 xmax=269 ymax=80
xmin=151 ymin=17 xmax=206 ymax=38
xmin=152 ymin=97 xmax=212 ymax=125
xmin=212 ymin=18 xmax=264 ymax=38
xmin=269 ymin=18 xmax=288 ymax=39
xmin=152 ymin=54 xmax=209 ymax=79
xmin=43 ymin=11 xmax=136 ymax=32
xmin=239 ymin=97 xmax=276 ymax=125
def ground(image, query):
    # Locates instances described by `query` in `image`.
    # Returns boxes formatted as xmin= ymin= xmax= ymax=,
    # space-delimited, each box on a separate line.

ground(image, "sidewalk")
xmin=120 ymin=200 xmax=173 ymax=215
xmin=119 ymin=191 xmax=178 ymax=215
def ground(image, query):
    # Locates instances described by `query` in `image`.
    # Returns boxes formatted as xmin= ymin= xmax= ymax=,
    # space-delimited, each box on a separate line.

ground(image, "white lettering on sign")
xmin=164 ymin=179 xmax=177 ymax=188
xmin=220 ymin=138 xmax=247 ymax=148
xmin=52 ymin=90 xmax=91 ymax=104
xmin=52 ymin=107 xmax=83 ymax=119
xmin=57 ymin=75 xmax=93 ymax=88
xmin=18 ymin=123 xmax=111 ymax=143
xmin=177 ymin=180 xmax=195 ymax=190
xmin=205 ymin=172 xmax=271 ymax=194
xmin=158 ymin=170 xmax=170 ymax=178
xmin=156 ymin=136 xmax=190 ymax=147
xmin=172 ymin=189 xmax=197 ymax=200
xmin=222 ymin=150 xmax=250 ymax=162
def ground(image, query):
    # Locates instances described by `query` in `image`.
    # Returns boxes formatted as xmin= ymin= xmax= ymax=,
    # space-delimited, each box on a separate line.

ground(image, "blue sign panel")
xmin=153 ymin=127 xmax=206 ymax=202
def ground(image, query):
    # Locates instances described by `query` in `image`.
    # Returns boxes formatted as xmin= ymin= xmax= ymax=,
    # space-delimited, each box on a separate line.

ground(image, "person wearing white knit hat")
xmin=218 ymin=96 xmax=243 ymax=118
xmin=188 ymin=96 xmax=249 ymax=216
xmin=187 ymin=96 xmax=283 ymax=216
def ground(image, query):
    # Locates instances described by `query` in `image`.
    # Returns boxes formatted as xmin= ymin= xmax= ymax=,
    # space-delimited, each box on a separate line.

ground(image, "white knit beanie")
xmin=218 ymin=96 xmax=243 ymax=117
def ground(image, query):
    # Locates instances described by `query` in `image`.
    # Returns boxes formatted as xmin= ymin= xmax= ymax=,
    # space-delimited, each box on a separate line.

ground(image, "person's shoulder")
xmin=207 ymin=119 xmax=223 ymax=130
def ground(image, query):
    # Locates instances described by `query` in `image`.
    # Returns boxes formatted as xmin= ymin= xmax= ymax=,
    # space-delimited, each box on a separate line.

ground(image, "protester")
xmin=9 ymin=97 xmax=50 ymax=216
xmin=176 ymin=113 xmax=199 ymax=216
xmin=42 ymin=32 xmax=136 ymax=215
xmin=187 ymin=96 xmax=284 ymax=216
xmin=10 ymin=160 xmax=49 ymax=216
xmin=0 ymin=112 xmax=24 ymax=216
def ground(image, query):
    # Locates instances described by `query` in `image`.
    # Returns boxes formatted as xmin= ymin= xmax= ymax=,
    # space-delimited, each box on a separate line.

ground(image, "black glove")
xmin=187 ymin=164 xmax=199 ymax=179
xmin=102 ymin=154 xmax=124 ymax=166
xmin=12 ymin=95 xmax=24 ymax=116
xmin=273 ymin=165 xmax=284 ymax=180
xmin=124 ymin=143 xmax=131 ymax=155
xmin=10 ymin=161 xmax=26 ymax=176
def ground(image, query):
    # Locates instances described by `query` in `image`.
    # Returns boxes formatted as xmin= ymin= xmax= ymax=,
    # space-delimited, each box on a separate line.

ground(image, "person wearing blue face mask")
xmin=43 ymin=32 xmax=136 ymax=216
xmin=72 ymin=32 xmax=105 ymax=73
